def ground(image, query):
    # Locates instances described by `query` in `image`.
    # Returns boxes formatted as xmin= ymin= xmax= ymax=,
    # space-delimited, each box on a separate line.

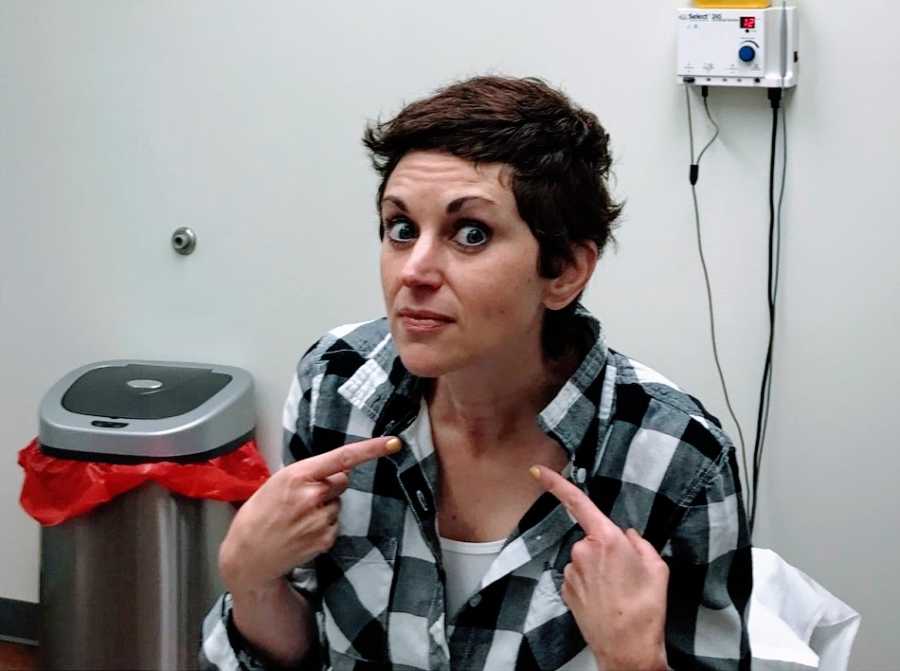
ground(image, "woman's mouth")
xmin=397 ymin=309 xmax=454 ymax=332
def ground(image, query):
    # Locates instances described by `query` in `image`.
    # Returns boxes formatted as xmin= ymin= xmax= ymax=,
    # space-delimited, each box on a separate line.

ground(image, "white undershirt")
xmin=438 ymin=535 xmax=505 ymax=617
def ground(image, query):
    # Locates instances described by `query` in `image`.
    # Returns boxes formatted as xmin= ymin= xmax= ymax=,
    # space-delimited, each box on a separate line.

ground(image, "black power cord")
xmin=761 ymin=101 xmax=787 ymax=469
xmin=749 ymin=87 xmax=784 ymax=534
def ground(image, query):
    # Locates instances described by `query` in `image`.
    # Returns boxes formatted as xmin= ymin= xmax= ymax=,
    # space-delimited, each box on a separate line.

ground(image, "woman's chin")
xmin=396 ymin=345 xmax=456 ymax=379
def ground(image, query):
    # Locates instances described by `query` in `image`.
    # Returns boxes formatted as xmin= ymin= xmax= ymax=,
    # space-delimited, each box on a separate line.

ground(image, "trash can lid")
xmin=62 ymin=363 xmax=232 ymax=420
xmin=38 ymin=360 xmax=255 ymax=463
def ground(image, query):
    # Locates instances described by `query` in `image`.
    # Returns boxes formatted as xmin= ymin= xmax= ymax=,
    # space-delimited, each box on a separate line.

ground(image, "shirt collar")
xmin=536 ymin=305 xmax=609 ymax=461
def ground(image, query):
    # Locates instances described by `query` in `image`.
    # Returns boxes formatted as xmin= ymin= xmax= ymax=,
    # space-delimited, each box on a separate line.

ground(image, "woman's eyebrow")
xmin=446 ymin=195 xmax=495 ymax=213
xmin=380 ymin=194 xmax=496 ymax=213
xmin=381 ymin=195 xmax=407 ymax=211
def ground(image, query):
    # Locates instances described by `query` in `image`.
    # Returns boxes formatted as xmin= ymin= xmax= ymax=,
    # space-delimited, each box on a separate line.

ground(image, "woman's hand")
xmin=530 ymin=465 xmax=669 ymax=671
xmin=219 ymin=436 xmax=401 ymax=595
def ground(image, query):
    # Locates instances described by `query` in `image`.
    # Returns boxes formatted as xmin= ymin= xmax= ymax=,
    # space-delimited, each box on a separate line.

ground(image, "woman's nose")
xmin=400 ymin=236 xmax=443 ymax=289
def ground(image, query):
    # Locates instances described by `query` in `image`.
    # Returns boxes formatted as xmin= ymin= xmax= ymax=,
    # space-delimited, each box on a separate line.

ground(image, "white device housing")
xmin=677 ymin=6 xmax=798 ymax=88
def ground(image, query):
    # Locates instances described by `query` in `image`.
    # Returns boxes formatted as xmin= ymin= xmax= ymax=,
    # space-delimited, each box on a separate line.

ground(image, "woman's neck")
xmin=428 ymin=345 xmax=578 ymax=453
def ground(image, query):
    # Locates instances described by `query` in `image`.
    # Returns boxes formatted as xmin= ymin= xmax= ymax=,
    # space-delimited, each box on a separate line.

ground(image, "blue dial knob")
xmin=739 ymin=45 xmax=756 ymax=62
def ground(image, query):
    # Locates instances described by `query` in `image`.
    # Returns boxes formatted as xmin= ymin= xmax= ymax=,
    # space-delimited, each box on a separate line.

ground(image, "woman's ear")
xmin=543 ymin=241 xmax=599 ymax=310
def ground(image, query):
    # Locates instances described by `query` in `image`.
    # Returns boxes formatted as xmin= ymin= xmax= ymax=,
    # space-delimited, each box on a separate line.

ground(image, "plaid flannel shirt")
xmin=201 ymin=307 xmax=752 ymax=670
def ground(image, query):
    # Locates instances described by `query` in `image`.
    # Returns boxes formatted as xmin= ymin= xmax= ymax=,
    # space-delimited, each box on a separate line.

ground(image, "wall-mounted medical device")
xmin=677 ymin=6 xmax=798 ymax=88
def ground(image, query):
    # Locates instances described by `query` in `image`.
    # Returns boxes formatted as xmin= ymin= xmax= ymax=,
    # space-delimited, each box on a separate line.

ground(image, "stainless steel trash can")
xmin=37 ymin=360 xmax=255 ymax=671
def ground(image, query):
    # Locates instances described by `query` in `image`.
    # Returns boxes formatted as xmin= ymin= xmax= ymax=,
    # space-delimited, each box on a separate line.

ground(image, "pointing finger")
xmin=299 ymin=436 xmax=401 ymax=481
xmin=319 ymin=471 xmax=350 ymax=502
xmin=625 ymin=528 xmax=664 ymax=563
xmin=530 ymin=465 xmax=618 ymax=539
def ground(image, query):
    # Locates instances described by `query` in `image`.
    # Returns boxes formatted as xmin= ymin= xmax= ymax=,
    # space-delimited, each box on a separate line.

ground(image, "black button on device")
xmin=91 ymin=420 xmax=129 ymax=429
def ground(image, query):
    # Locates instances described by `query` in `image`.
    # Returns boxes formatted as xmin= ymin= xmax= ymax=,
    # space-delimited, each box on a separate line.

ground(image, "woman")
xmin=202 ymin=76 xmax=752 ymax=670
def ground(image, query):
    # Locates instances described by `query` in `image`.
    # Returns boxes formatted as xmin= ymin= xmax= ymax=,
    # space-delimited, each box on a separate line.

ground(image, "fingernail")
xmin=385 ymin=437 xmax=402 ymax=454
xmin=529 ymin=465 xmax=541 ymax=481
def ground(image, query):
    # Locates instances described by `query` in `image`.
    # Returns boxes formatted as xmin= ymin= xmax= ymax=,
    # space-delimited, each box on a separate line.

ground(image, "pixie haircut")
xmin=363 ymin=75 xmax=623 ymax=358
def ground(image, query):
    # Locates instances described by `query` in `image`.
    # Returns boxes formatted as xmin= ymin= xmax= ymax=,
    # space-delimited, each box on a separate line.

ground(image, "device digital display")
xmin=740 ymin=16 xmax=756 ymax=29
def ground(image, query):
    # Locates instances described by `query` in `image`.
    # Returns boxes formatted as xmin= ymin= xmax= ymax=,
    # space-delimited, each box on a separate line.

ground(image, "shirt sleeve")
xmin=662 ymin=446 xmax=753 ymax=671
xmin=199 ymin=347 xmax=324 ymax=671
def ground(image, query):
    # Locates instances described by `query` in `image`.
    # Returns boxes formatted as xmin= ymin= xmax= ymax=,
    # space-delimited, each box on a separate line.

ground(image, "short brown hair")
xmin=363 ymin=75 xmax=623 ymax=357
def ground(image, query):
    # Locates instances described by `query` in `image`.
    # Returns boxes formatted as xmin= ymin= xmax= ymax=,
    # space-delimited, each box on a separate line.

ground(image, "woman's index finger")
xmin=530 ymin=465 xmax=616 ymax=538
xmin=301 ymin=437 xmax=401 ymax=481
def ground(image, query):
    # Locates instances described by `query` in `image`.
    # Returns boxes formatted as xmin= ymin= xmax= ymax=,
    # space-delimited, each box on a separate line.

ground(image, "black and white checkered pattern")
xmin=201 ymin=307 xmax=752 ymax=670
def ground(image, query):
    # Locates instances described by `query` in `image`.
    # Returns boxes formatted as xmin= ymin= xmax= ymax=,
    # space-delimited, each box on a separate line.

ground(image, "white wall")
xmin=1 ymin=1 xmax=897 ymax=667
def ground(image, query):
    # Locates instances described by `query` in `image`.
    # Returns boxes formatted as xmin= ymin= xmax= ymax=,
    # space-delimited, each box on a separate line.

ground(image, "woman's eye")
xmin=386 ymin=220 xmax=417 ymax=243
xmin=453 ymin=224 xmax=489 ymax=248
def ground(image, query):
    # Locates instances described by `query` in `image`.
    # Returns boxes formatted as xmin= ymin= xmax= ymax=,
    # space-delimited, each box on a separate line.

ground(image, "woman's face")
xmin=380 ymin=150 xmax=553 ymax=378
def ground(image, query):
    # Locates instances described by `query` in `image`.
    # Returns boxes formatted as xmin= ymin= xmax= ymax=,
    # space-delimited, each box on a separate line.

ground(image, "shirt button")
xmin=575 ymin=467 xmax=587 ymax=484
xmin=468 ymin=594 xmax=482 ymax=608
xmin=416 ymin=490 xmax=429 ymax=511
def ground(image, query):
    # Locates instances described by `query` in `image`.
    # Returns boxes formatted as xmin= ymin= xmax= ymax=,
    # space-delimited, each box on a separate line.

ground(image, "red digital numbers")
xmin=740 ymin=17 xmax=756 ymax=29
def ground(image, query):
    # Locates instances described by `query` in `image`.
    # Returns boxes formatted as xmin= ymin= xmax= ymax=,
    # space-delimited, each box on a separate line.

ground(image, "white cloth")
xmin=439 ymin=535 xmax=505 ymax=617
xmin=749 ymin=548 xmax=861 ymax=671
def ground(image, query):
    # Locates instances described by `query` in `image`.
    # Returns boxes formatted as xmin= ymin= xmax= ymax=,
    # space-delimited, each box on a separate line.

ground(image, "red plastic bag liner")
xmin=18 ymin=438 xmax=270 ymax=526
